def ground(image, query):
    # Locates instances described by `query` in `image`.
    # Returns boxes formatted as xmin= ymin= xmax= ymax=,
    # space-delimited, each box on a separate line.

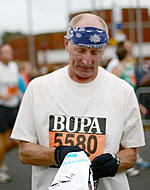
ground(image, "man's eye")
xmin=92 ymin=51 xmax=99 ymax=55
xmin=76 ymin=49 xmax=85 ymax=53
xmin=92 ymin=50 xmax=103 ymax=55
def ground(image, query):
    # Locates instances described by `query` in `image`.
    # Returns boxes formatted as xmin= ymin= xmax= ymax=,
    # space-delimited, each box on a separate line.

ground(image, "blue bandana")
xmin=66 ymin=26 xmax=109 ymax=48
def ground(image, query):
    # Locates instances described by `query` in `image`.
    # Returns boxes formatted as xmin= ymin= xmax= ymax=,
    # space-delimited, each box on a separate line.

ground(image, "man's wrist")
xmin=112 ymin=154 xmax=120 ymax=166
xmin=49 ymin=147 xmax=57 ymax=166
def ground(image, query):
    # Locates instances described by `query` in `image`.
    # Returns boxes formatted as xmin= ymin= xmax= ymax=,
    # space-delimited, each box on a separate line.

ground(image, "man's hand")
xmin=91 ymin=153 xmax=120 ymax=180
xmin=54 ymin=146 xmax=83 ymax=165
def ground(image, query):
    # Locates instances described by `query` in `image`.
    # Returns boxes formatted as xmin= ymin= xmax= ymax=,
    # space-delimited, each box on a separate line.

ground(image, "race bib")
xmin=7 ymin=86 xmax=18 ymax=95
xmin=49 ymin=115 xmax=106 ymax=160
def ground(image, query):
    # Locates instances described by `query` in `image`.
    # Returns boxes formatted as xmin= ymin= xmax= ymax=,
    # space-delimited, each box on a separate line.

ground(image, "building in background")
xmin=5 ymin=8 xmax=150 ymax=72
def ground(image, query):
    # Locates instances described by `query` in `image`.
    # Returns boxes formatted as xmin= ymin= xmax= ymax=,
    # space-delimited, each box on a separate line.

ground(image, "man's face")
xmin=66 ymin=41 xmax=105 ymax=82
xmin=65 ymin=14 xmax=107 ymax=82
xmin=0 ymin=45 xmax=14 ymax=63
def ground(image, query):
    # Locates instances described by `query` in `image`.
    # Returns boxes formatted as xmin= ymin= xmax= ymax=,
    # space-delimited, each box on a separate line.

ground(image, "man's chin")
xmin=77 ymin=71 xmax=94 ymax=79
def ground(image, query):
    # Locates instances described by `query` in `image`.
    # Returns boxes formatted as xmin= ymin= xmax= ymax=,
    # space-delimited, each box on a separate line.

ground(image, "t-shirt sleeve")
xmin=121 ymin=88 xmax=145 ymax=148
xmin=11 ymin=82 xmax=38 ymax=143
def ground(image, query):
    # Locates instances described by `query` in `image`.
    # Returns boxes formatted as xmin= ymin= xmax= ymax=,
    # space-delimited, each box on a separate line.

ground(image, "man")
xmin=0 ymin=44 xmax=21 ymax=183
xmin=11 ymin=13 xmax=145 ymax=190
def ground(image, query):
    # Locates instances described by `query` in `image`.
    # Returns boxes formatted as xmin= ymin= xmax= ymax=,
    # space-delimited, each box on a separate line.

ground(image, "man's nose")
xmin=82 ymin=51 xmax=92 ymax=66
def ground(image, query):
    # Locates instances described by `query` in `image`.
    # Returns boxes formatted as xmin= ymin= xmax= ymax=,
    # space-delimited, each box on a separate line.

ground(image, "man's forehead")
xmin=73 ymin=15 xmax=105 ymax=31
xmin=73 ymin=43 xmax=105 ymax=51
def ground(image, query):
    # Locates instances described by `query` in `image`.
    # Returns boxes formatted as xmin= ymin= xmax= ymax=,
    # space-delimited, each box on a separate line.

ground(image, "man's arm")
xmin=19 ymin=141 xmax=84 ymax=167
xmin=116 ymin=146 xmax=138 ymax=172
xmin=19 ymin=141 xmax=56 ymax=167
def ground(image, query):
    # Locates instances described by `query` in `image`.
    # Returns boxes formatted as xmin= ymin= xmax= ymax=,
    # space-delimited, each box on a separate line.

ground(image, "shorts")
xmin=0 ymin=105 xmax=19 ymax=133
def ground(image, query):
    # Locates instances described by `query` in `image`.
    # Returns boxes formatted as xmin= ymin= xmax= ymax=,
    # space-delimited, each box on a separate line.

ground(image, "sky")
xmin=0 ymin=0 xmax=149 ymax=35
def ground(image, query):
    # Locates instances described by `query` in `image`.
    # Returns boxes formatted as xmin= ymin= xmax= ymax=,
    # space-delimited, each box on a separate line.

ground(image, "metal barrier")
xmin=136 ymin=87 xmax=150 ymax=127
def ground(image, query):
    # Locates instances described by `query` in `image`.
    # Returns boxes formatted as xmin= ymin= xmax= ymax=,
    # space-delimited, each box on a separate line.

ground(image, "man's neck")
xmin=68 ymin=67 xmax=98 ymax=84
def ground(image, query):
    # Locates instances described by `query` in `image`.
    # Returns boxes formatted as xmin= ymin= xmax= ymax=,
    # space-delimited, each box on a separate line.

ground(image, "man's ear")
xmin=64 ymin=38 xmax=69 ymax=52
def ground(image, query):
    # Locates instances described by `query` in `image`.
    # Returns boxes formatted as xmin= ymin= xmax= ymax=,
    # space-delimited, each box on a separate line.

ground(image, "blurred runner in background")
xmin=18 ymin=61 xmax=31 ymax=95
xmin=0 ymin=44 xmax=21 ymax=183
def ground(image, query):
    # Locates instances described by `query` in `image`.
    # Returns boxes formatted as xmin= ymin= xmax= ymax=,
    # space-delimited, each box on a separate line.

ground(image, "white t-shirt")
xmin=11 ymin=66 xmax=145 ymax=190
xmin=0 ymin=61 xmax=19 ymax=107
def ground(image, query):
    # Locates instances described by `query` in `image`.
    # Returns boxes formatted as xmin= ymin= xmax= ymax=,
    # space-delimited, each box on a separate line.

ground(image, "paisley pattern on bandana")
xmin=66 ymin=26 xmax=109 ymax=48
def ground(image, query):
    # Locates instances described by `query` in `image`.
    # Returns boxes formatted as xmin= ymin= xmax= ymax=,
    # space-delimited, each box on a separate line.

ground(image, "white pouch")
xmin=48 ymin=151 xmax=94 ymax=190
